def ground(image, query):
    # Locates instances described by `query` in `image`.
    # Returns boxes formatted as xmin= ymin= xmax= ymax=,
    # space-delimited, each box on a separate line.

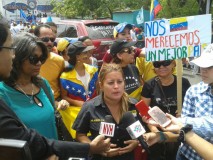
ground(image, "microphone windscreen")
xmin=121 ymin=111 xmax=136 ymax=126
xmin=105 ymin=115 xmax=114 ymax=123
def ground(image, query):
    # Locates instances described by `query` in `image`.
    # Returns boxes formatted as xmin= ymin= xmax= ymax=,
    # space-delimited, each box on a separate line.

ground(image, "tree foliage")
xmin=51 ymin=0 xmax=212 ymax=19
xmin=157 ymin=0 xmax=200 ymax=18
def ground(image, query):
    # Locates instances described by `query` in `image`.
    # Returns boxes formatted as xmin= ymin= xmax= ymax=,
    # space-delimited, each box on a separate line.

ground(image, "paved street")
xmin=183 ymin=67 xmax=202 ymax=85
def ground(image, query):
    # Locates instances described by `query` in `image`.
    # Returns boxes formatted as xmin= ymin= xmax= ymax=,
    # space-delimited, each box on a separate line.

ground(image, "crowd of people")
xmin=0 ymin=16 xmax=213 ymax=160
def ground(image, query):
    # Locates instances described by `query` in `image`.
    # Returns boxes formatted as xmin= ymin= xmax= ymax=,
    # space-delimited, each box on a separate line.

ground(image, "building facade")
xmin=0 ymin=0 xmax=54 ymax=21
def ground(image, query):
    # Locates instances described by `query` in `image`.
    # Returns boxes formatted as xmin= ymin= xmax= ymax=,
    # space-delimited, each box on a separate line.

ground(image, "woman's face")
xmin=153 ymin=60 xmax=175 ymax=78
xmin=76 ymin=51 xmax=91 ymax=65
xmin=117 ymin=28 xmax=131 ymax=42
xmin=100 ymin=71 xmax=125 ymax=102
xmin=0 ymin=31 xmax=14 ymax=79
xmin=200 ymin=66 xmax=213 ymax=84
xmin=117 ymin=47 xmax=135 ymax=65
xmin=21 ymin=46 xmax=44 ymax=77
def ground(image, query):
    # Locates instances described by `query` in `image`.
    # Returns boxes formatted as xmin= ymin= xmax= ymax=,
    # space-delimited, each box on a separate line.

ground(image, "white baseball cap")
xmin=191 ymin=44 xmax=213 ymax=68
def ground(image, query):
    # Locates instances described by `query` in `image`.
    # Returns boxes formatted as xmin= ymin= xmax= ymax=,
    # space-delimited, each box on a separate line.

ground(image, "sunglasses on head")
xmin=153 ymin=60 xmax=172 ymax=68
xmin=120 ymin=48 xmax=134 ymax=54
xmin=29 ymin=55 xmax=46 ymax=65
xmin=40 ymin=37 xmax=55 ymax=43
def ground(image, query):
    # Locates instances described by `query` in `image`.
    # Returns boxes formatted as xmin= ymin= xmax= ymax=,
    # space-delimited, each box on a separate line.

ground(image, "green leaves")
xmin=51 ymin=0 xmax=212 ymax=19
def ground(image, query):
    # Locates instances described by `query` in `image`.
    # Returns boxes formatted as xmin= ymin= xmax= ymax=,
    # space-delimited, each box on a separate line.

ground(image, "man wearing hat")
xmin=176 ymin=44 xmax=213 ymax=160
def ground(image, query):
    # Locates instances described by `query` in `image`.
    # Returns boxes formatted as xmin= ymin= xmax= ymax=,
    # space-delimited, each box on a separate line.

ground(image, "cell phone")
xmin=148 ymin=106 xmax=171 ymax=127
xmin=135 ymin=100 xmax=151 ymax=119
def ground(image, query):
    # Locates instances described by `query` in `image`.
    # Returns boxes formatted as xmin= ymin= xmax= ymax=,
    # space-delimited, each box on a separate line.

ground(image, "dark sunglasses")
xmin=121 ymin=48 xmax=134 ymax=54
xmin=153 ymin=60 xmax=172 ymax=68
xmin=40 ymin=37 xmax=55 ymax=43
xmin=29 ymin=55 xmax=46 ymax=65
xmin=0 ymin=46 xmax=16 ymax=52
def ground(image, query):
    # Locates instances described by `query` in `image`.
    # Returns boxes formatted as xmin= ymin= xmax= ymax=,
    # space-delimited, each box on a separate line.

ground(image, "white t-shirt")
xmin=76 ymin=71 xmax=90 ymax=95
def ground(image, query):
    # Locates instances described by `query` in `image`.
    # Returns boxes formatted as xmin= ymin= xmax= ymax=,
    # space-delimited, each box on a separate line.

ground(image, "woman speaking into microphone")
xmin=73 ymin=63 xmax=143 ymax=160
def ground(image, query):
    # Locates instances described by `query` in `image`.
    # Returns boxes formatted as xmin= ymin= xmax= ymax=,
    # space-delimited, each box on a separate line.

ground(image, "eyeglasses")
xmin=0 ymin=46 xmax=16 ymax=52
xmin=121 ymin=48 xmax=134 ymax=54
xmin=29 ymin=55 xmax=46 ymax=65
xmin=153 ymin=60 xmax=172 ymax=68
xmin=40 ymin=37 xmax=55 ymax=43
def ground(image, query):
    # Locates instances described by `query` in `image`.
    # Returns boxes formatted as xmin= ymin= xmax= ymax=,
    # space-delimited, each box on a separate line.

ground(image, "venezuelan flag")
xmin=150 ymin=0 xmax=162 ymax=21
xmin=170 ymin=17 xmax=188 ymax=32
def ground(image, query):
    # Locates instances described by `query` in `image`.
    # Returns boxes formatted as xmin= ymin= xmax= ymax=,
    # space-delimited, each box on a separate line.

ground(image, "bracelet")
xmin=178 ymin=124 xmax=193 ymax=143
xmin=158 ymin=131 xmax=167 ymax=143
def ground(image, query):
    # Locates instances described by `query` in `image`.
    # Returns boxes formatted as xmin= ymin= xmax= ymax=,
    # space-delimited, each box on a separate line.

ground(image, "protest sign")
xmin=145 ymin=14 xmax=211 ymax=61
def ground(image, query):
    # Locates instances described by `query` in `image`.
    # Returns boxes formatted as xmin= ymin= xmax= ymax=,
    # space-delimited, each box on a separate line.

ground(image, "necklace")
xmin=159 ymin=76 xmax=174 ymax=86
xmin=15 ymin=83 xmax=34 ymax=104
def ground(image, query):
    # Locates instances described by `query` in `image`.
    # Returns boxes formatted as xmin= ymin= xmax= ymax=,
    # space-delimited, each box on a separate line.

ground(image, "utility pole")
xmin=15 ymin=0 xmax=17 ymax=21
xmin=206 ymin=0 xmax=210 ymax=14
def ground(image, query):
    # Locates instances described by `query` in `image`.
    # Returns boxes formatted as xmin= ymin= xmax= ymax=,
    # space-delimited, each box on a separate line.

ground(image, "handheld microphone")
xmin=105 ymin=115 xmax=114 ymax=123
xmin=99 ymin=115 xmax=115 ymax=137
xmin=122 ymin=111 xmax=150 ymax=153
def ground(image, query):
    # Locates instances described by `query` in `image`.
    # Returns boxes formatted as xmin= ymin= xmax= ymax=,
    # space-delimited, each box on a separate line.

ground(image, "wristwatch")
xmin=178 ymin=124 xmax=193 ymax=143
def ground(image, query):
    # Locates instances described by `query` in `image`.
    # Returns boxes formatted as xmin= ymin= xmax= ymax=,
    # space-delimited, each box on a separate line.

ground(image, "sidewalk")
xmin=183 ymin=67 xmax=202 ymax=85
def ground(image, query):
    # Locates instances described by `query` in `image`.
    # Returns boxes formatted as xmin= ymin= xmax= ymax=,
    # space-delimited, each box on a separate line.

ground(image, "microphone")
xmin=99 ymin=115 xmax=115 ymax=137
xmin=105 ymin=115 xmax=114 ymax=123
xmin=122 ymin=111 xmax=150 ymax=153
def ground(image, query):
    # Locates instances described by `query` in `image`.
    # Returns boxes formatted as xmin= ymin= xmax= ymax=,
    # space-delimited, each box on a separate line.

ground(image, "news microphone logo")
xmin=99 ymin=122 xmax=115 ymax=137
xmin=123 ymin=112 xmax=150 ymax=153
xmin=126 ymin=120 xmax=146 ymax=139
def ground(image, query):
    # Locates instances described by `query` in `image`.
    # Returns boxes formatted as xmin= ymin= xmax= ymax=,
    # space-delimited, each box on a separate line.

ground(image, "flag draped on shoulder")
xmin=150 ymin=0 xmax=162 ymax=21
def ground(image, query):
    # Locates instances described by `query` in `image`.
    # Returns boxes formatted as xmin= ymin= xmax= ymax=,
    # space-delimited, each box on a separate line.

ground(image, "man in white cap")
xmin=176 ymin=44 xmax=213 ymax=160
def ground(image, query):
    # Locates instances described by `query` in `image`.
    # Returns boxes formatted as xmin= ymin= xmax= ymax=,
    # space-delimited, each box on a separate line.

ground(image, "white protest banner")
xmin=145 ymin=14 xmax=211 ymax=62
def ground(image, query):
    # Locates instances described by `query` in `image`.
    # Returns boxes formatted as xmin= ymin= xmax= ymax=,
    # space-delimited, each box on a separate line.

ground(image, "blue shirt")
xmin=179 ymin=81 xmax=213 ymax=160
xmin=0 ymin=79 xmax=58 ymax=140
